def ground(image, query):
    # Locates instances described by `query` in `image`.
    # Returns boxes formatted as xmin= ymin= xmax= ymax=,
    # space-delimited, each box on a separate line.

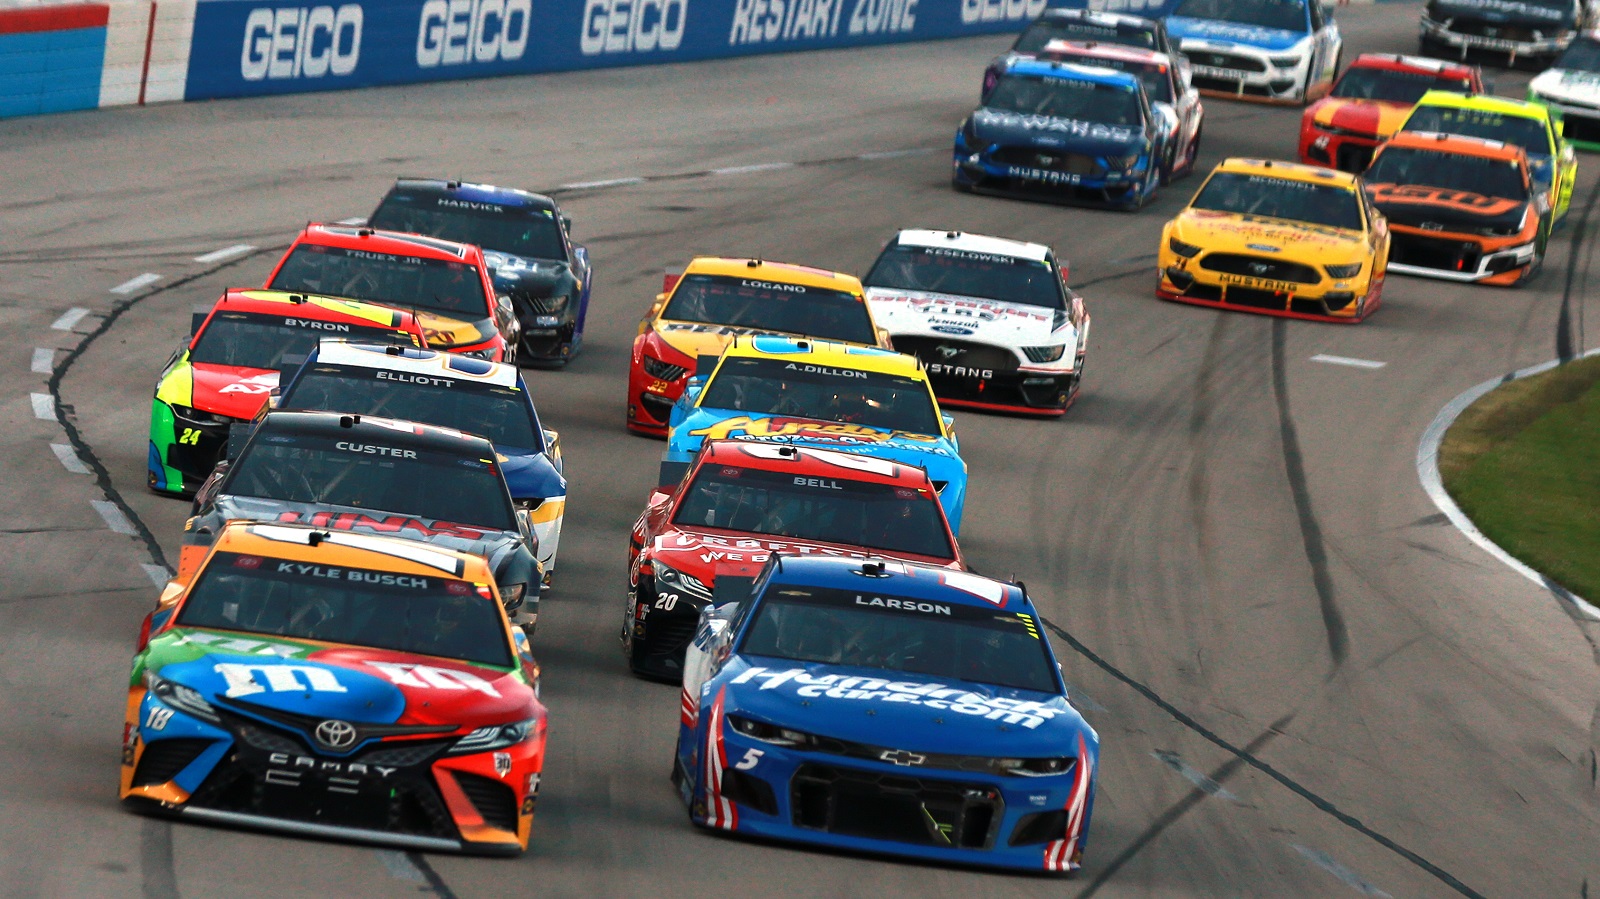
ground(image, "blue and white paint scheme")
xmin=1166 ymin=0 xmax=1342 ymax=104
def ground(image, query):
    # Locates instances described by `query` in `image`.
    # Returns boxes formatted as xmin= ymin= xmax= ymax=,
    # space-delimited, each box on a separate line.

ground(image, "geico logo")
xmin=582 ymin=0 xmax=687 ymax=54
xmin=417 ymin=0 xmax=530 ymax=68
xmin=334 ymin=441 xmax=419 ymax=457
xmin=960 ymin=0 xmax=1047 ymax=24
xmin=241 ymin=5 xmax=363 ymax=81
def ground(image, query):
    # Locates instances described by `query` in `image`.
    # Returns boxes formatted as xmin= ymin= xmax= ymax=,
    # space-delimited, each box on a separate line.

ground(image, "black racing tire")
xmin=624 ymin=575 xmax=653 ymax=675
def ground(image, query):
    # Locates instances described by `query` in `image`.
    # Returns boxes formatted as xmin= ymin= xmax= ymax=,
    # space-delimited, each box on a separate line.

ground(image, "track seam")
xmin=404 ymin=851 xmax=460 ymax=898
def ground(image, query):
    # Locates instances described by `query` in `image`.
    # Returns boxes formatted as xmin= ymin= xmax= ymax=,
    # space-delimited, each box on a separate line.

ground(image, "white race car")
xmin=1167 ymin=0 xmax=1342 ymax=105
xmin=1528 ymin=30 xmax=1600 ymax=149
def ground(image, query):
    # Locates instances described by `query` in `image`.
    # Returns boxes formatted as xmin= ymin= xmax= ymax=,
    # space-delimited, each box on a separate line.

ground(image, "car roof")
xmin=719 ymin=334 xmax=923 ymax=378
xmin=257 ymin=409 xmax=493 ymax=453
xmin=761 ymin=555 xmax=1028 ymax=611
xmin=1212 ymin=157 xmax=1360 ymax=189
xmin=1347 ymin=52 xmax=1476 ymax=79
xmin=892 ymin=229 xmax=1052 ymax=263
xmin=1382 ymin=129 xmax=1527 ymax=162
xmin=389 ymin=178 xmax=559 ymax=214
xmin=208 ymin=289 xmax=421 ymax=329
xmin=679 ymin=257 xmax=865 ymax=293
xmin=1041 ymin=38 xmax=1172 ymax=67
xmin=698 ymin=439 xmax=938 ymax=489
xmin=310 ymin=339 xmax=521 ymax=388
xmin=210 ymin=520 xmax=494 ymax=582
xmin=1006 ymin=57 xmax=1144 ymax=90
xmin=1414 ymin=90 xmax=1549 ymax=120
xmin=294 ymin=223 xmax=483 ymax=262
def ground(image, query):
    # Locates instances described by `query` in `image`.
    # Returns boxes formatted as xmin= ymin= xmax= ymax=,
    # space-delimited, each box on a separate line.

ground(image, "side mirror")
xmin=496 ymin=295 xmax=515 ymax=322
xmin=560 ymin=214 xmax=573 ymax=233
xmin=662 ymin=272 xmax=682 ymax=294
xmin=658 ymin=459 xmax=692 ymax=490
xmin=543 ymin=428 xmax=562 ymax=469
xmin=694 ymin=355 xmax=719 ymax=378
xmin=878 ymin=328 xmax=893 ymax=350
xmin=190 ymin=311 xmax=208 ymax=338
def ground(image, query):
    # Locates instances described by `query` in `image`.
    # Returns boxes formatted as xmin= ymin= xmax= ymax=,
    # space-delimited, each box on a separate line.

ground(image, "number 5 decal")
xmin=735 ymin=748 xmax=764 ymax=771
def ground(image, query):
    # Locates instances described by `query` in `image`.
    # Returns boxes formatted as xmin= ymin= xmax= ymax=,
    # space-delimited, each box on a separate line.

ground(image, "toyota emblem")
xmin=315 ymin=719 xmax=358 ymax=750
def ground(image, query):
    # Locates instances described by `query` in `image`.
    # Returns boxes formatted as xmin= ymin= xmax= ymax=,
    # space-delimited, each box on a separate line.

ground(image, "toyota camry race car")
xmin=981 ymin=8 xmax=1184 ymax=97
xmin=368 ymin=179 xmax=592 ymax=366
xmin=624 ymin=440 xmax=964 ymax=679
xmin=1299 ymin=54 xmax=1482 ymax=172
xmin=954 ymin=58 xmax=1169 ymax=208
xmin=861 ymin=229 xmax=1090 ymax=415
xmin=664 ymin=337 xmax=968 ymax=532
xmin=628 ymin=258 xmax=890 ymax=437
xmin=148 ymin=289 xmax=425 ymax=497
xmin=186 ymin=411 xmax=542 ymax=633
xmin=1528 ymin=32 xmax=1600 ymax=149
xmin=1157 ymin=158 xmax=1389 ymax=322
xmin=122 ymin=520 xmax=546 ymax=854
xmin=674 ymin=556 xmax=1099 ymax=873
xmin=266 ymin=224 xmax=519 ymax=364
xmin=276 ymin=341 xmax=566 ymax=586
xmin=1420 ymin=0 xmax=1592 ymax=66
xmin=1364 ymin=132 xmax=1549 ymax=285
xmin=1167 ymin=0 xmax=1342 ymax=105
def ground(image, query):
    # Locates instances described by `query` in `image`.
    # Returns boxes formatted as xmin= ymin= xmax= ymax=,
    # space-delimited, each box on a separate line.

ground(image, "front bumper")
xmin=625 ymin=575 xmax=706 ymax=680
xmin=1386 ymin=226 xmax=1537 ymax=285
xmin=522 ymin=496 xmax=565 ymax=584
xmin=1530 ymin=93 xmax=1600 ymax=150
xmin=952 ymin=146 xmax=1151 ymax=209
xmin=1420 ymin=16 xmax=1569 ymax=62
xmin=626 ymin=366 xmax=688 ymax=437
xmin=1300 ymin=126 xmax=1383 ymax=173
xmin=1157 ymin=249 xmax=1380 ymax=322
xmin=514 ymin=306 xmax=578 ymax=364
xmin=1181 ymin=42 xmax=1312 ymax=104
xmin=148 ymin=399 xmax=235 ymax=496
xmin=890 ymin=334 xmax=1078 ymax=415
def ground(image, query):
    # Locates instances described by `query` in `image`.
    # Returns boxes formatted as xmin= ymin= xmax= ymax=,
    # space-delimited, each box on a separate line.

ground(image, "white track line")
xmin=110 ymin=273 xmax=160 ymax=295
xmin=194 ymin=244 xmax=255 ymax=264
xmin=375 ymin=850 xmax=427 ymax=883
xmin=49 ymin=444 xmax=89 ymax=474
xmin=90 ymin=500 xmax=138 ymax=536
xmin=30 ymin=393 xmax=54 ymax=421
xmin=140 ymin=564 xmax=171 ymax=587
xmin=30 ymin=348 xmax=54 ymax=374
xmin=557 ymin=177 xmax=645 ymax=191
xmin=51 ymin=308 xmax=90 ymax=331
xmin=1311 ymin=354 xmax=1386 ymax=370
xmin=1152 ymin=750 xmax=1242 ymax=803
xmin=1291 ymin=844 xmax=1393 ymax=897
xmin=711 ymin=162 xmax=795 ymax=175
xmin=856 ymin=148 xmax=934 ymax=160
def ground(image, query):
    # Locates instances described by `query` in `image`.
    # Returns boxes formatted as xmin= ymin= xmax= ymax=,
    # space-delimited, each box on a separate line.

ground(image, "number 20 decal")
xmin=655 ymin=593 xmax=680 ymax=611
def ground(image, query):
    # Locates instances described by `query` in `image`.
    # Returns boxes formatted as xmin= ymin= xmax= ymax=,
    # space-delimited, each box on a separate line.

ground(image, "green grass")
xmin=1441 ymin=355 xmax=1600 ymax=603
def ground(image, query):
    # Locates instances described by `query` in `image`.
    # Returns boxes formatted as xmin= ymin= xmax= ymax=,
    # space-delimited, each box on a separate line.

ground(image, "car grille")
xmin=990 ymin=147 xmax=1102 ymax=175
xmin=642 ymin=356 xmax=688 ymax=381
xmin=890 ymin=336 xmax=1018 ymax=373
xmin=1447 ymin=18 xmax=1536 ymax=41
xmin=453 ymin=771 xmax=520 ymax=832
xmin=790 ymin=763 xmax=1003 ymax=850
xmin=637 ymin=391 xmax=676 ymax=425
xmin=641 ymin=607 xmax=701 ymax=672
xmin=1391 ymin=232 xmax=1484 ymax=274
xmin=133 ymin=738 xmax=215 ymax=787
xmin=1199 ymin=254 xmax=1321 ymax=284
xmin=1185 ymin=50 xmax=1266 ymax=72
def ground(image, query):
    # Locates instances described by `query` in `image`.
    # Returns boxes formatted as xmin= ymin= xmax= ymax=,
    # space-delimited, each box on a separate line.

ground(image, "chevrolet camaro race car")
xmin=148 ymin=289 xmax=425 ymax=497
xmin=1528 ymin=32 xmax=1600 ymax=149
xmin=275 ymin=340 xmax=566 ymax=586
xmin=674 ymin=556 xmax=1099 ymax=873
xmin=628 ymin=257 xmax=889 ymax=436
xmin=266 ymin=224 xmax=520 ymax=364
xmin=954 ymin=58 xmax=1169 ymax=208
xmin=1157 ymin=158 xmax=1390 ymax=322
xmin=122 ymin=520 xmax=546 ymax=854
xmin=1167 ymin=0 xmax=1342 ymax=105
xmin=368 ymin=179 xmax=592 ymax=366
xmin=664 ymin=336 xmax=969 ymax=532
xmin=624 ymin=440 xmax=964 ymax=679
xmin=1364 ymin=132 xmax=1550 ymax=285
xmin=1299 ymin=53 xmax=1481 ymax=172
xmin=1420 ymin=0 xmax=1593 ymax=66
xmin=981 ymin=7 xmax=1184 ymax=97
xmin=861 ymin=229 xmax=1090 ymax=415
xmin=186 ymin=411 xmax=542 ymax=633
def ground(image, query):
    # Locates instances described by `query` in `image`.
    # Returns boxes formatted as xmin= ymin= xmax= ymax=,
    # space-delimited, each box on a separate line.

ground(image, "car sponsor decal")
xmin=662 ymin=531 xmax=876 ymax=565
xmin=214 ymin=661 xmax=349 ymax=698
xmin=1365 ymin=184 xmax=1523 ymax=216
xmin=363 ymin=660 xmax=501 ymax=697
xmin=274 ymin=509 xmax=498 ymax=540
xmin=1187 ymin=211 xmax=1357 ymax=244
xmin=974 ymin=109 xmax=1140 ymax=142
xmin=688 ymin=415 xmax=938 ymax=445
xmin=728 ymin=667 xmax=1065 ymax=728
xmin=1218 ymin=273 xmax=1299 ymax=292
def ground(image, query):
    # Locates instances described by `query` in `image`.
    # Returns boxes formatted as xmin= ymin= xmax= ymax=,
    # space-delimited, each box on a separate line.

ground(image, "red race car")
xmin=622 ymin=440 xmax=965 ymax=680
xmin=1299 ymin=54 xmax=1481 ymax=173
xmin=266 ymin=224 xmax=520 ymax=364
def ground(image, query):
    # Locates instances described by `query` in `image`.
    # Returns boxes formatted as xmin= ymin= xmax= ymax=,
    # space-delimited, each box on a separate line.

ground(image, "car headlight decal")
xmin=651 ymin=559 xmax=713 ymax=601
xmin=1168 ymin=237 xmax=1203 ymax=258
xmin=1324 ymin=263 xmax=1362 ymax=278
xmin=1022 ymin=345 xmax=1068 ymax=363
xmin=642 ymin=355 xmax=689 ymax=381
xmin=144 ymin=670 xmax=221 ymax=724
xmin=449 ymin=717 xmax=537 ymax=754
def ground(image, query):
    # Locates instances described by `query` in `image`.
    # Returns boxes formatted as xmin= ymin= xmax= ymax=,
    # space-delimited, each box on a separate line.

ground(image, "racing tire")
xmin=623 ymin=576 xmax=653 ymax=676
xmin=1159 ymin=144 xmax=1175 ymax=187
xmin=1183 ymin=126 xmax=1202 ymax=178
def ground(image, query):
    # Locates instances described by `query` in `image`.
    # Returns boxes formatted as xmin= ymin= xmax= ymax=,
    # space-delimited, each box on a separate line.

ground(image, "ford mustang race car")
xmin=148 ymin=289 xmax=425 ymax=497
xmin=276 ymin=340 xmax=566 ymax=587
xmin=1168 ymin=0 xmax=1342 ymax=105
xmin=1399 ymin=91 xmax=1577 ymax=224
xmin=186 ymin=411 xmax=542 ymax=633
xmin=368 ymin=179 xmax=592 ymax=366
xmin=664 ymin=336 xmax=968 ymax=533
xmin=628 ymin=257 xmax=890 ymax=437
xmin=981 ymin=7 xmax=1184 ymax=97
xmin=953 ymin=59 xmax=1169 ymax=208
xmin=674 ymin=556 xmax=1099 ymax=873
xmin=1528 ymin=31 xmax=1600 ymax=149
xmin=1157 ymin=158 xmax=1389 ymax=322
xmin=266 ymin=224 xmax=519 ymax=364
xmin=624 ymin=440 xmax=964 ymax=680
xmin=122 ymin=520 xmax=546 ymax=854
xmin=1364 ymin=131 xmax=1549 ymax=285
xmin=1299 ymin=53 xmax=1481 ymax=172
xmin=861 ymin=229 xmax=1090 ymax=415
xmin=1420 ymin=0 xmax=1592 ymax=66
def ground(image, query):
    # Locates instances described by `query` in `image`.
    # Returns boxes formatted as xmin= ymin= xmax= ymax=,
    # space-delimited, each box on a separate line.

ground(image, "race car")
xmin=1299 ymin=53 xmax=1482 ymax=172
xmin=1157 ymin=158 xmax=1389 ymax=322
xmin=368 ymin=179 xmax=592 ymax=366
xmin=275 ymin=340 xmax=566 ymax=587
xmin=674 ymin=555 xmax=1099 ymax=873
xmin=122 ymin=520 xmax=546 ymax=854
xmin=628 ymin=257 xmax=890 ymax=437
xmin=861 ymin=229 xmax=1091 ymax=415
xmin=981 ymin=7 xmax=1185 ymax=97
xmin=148 ymin=289 xmax=425 ymax=497
xmin=1034 ymin=39 xmax=1206 ymax=181
xmin=1364 ymin=131 xmax=1550 ymax=285
xmin=1528 ymin=31 xmax=1600 ymax=149
xmin=664 ymin=336 xmax=968 ymax=532
xmin=186 ymin=410 xmax=542 ymax=634
xmin=953 ymin=58 xmax=1169 ymax=209
xmin=624 ymin=440 xmax=965 ymax=680
xmin=1420 ymin=0 xmax=1590 ymax=67
xmin=1167 ymin=0 xmax=1342 ymax=105
xmin=265 ymin=224 xmax=519 ymax=364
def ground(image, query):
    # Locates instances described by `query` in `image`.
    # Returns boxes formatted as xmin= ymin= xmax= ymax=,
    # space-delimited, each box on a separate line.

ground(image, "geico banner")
xmin=184 ymin=0 xmax=1043 ymax=99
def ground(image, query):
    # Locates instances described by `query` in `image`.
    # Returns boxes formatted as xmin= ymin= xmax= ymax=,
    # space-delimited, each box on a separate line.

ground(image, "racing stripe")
xmin=701 ymin=686 xmax=737 ymax=830
xmin=1045 ymin=734 xmax=1093 ymax=872
xmin=680 ymin=685 xmax=698 ymax=728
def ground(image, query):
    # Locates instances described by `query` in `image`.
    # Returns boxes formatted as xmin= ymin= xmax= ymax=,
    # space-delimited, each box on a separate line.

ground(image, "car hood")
xmin=970 ymin=107 xmax=1145 ymax=156
xmin=651 ymin=528 xmax=958 ymax=584
xmin=863 ymin=288 xmax=1072 ymax=348
xmin=1167 ymin=17 xmax=1307 ymax=51
xmin=415 ymin=311 xmax=497 ymax=350
xmin=494 ymin=448 xmax=565 ymax=501
xmin=1366 ymin=182 xmax=1528 ymax=232
xmin=1172 ymin=209 xmax=1366 ymax=255
xmin=484 ymin=250 xmax=574 ymax=295
xmin=671 ymin=412 xmax=963 ymax=473
xmin=1429 ymin=0 xmax=1572 ymax=25
xmin=1532 ymin=67 xmax=1600 ymax=104
xmin=1308 ymin=97 xmax=1412 ymax=138
xmin=190 ymin=362 xmax=278 ymax=419
xmin=651 ymin=319 xmax=772 ymax=363
xmin=210 ymin=495 xmax=523 ymax=563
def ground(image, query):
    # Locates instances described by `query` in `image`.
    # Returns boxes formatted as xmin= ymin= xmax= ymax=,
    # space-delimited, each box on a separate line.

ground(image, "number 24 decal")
xmin=734 ymin=749 xmax=764 ymax=770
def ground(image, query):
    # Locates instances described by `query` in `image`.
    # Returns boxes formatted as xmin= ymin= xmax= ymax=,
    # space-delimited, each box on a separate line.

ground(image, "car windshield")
xmin=740 ymin=586 xmax=1059 ymax=693
xmin=191 ymin=312 xmax=416 ymax=369
xmin=280 ymin=363 xmax=541 ymax=451
xmin=1331 ymin=67 xmax=1475 ymax=103
xmin=1190 ymin=171 xmax=1365 ymax=230
xmin=1555 ymin=36 xmax=1600 ymax=71
xmin=1364 ymin=147 xmax=1528 ymax=199
xmin=1172 ymin=0 xmax=1308 ymax=32
xmin=369 ymin=193 xmax=568 ymax=261
xmin=225 ymin=429 xmax=518 ymax=531
xmin=1042 ymin=50 xmax=1174 ymax=102
xmin=1014 ymin=17 xmax=1157 ymax=52
xmin=269 ymin=244 xmax=489 ymax=318
xmin=176 ymin=551 xmax=511 ymax=667
xmin=699 ymin=356 xmax=943 ymax=436
xmin=864 ymin=244 xmax=1066 ymax=309
xmin=661 ymin=274 xmax=877 ymax=345
xmin=1401 ymin=106 xmax=1551 ymax=157
xmin=987 ymin=72 xmax=1144 ymax=125
xmin=673 ymin=466 xmax=953 ymax=558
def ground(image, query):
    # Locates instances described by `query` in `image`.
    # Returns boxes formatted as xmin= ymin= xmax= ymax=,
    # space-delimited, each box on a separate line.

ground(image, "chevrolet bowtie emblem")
xmin=879 ymin=749 xmax=927 ymax=766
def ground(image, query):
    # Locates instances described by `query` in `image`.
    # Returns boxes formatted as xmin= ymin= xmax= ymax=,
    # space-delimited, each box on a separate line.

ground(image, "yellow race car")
xmin=1157 ymin=158 xmax=1389 ymax=323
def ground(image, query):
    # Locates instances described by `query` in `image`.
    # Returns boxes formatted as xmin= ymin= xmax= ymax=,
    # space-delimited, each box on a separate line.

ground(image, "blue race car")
xmin=368 ymin=179 xmax=593 ymax=366
xmin=953 ymin=58 xmax=1168 ymax=210
xmin=674 ymin=556 xmax=1100 ymax=873
xmin=1166 ymin=0 xmax=1342 ymax=106
xmin=662 ymin=335 xmax=968 ymax=534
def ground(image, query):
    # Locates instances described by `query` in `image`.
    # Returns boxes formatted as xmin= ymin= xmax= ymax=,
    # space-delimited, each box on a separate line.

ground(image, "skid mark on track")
xmin=1557 ymin=174 xmax=1600 ymax=362
xmin=139 ymin=818 xmax=178 ymax=899
xmin=403 ymin=852 xmax=459 ymax=898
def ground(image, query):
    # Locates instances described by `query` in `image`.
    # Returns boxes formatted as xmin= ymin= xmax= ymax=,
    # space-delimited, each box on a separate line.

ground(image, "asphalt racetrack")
xmin=3 ymin=5 xmax=1598 ymax=895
